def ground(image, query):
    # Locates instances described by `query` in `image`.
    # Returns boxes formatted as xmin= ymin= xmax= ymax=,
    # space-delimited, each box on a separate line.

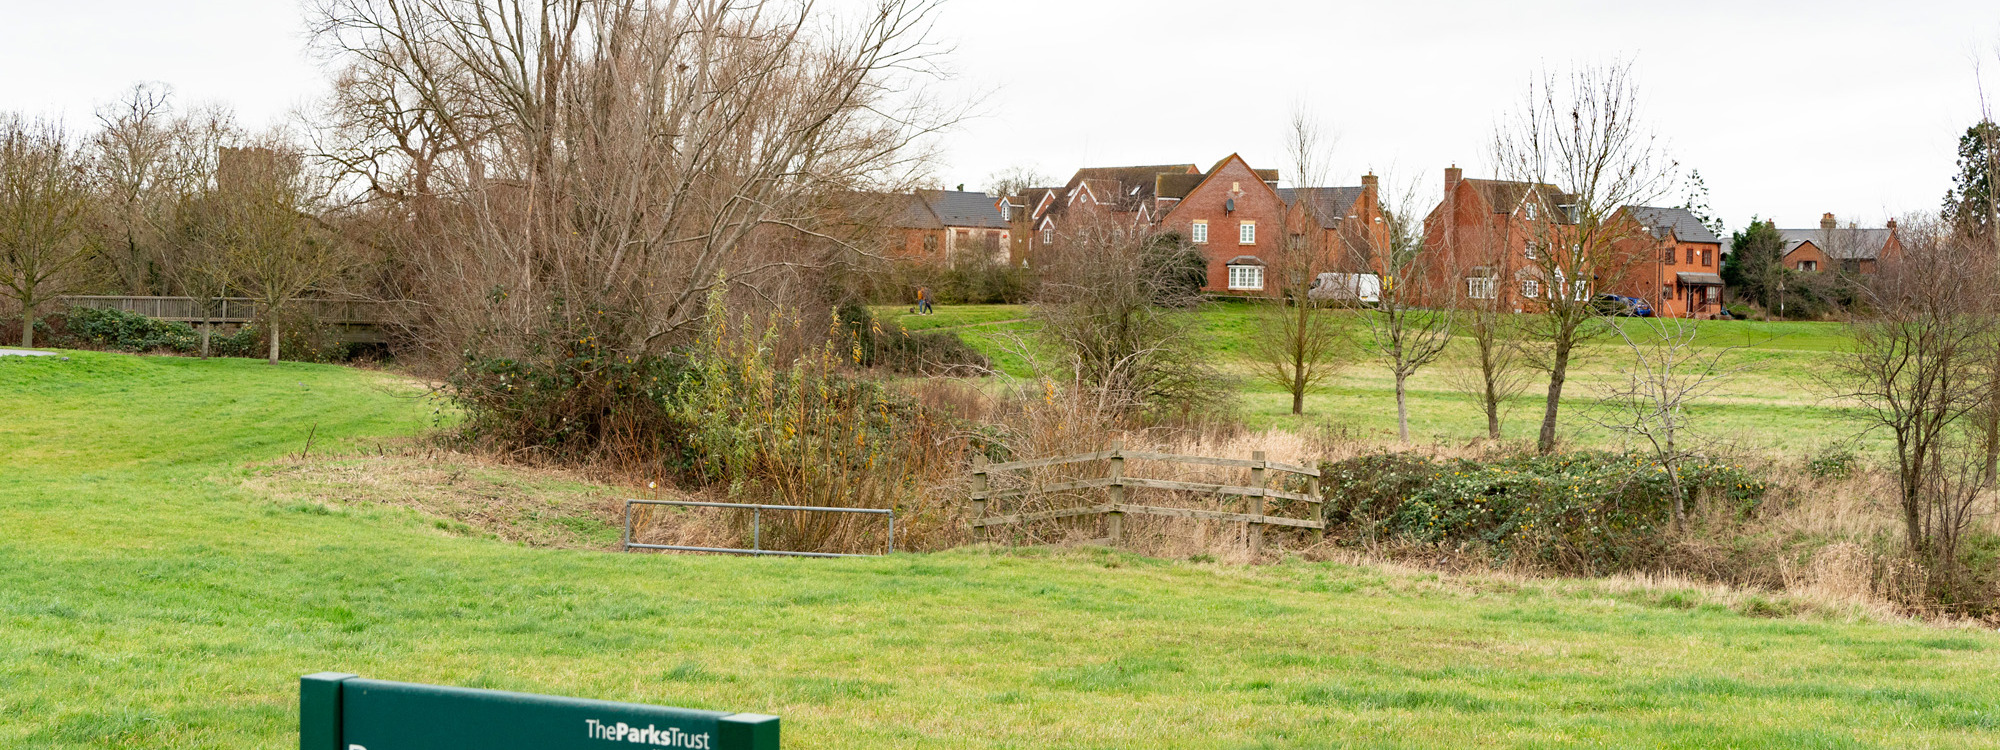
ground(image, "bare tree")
xmin=0 ymin=117 xmax=95 ymax=348
xmin=1358 ymin=177 xmax=1456 ymax=441
xmin=1251 ymin=111 xmax=1350 ymax=415
xmin=201 ymin=143 xmax=349 ymax=364
xmin=1592 ymin=317 xmax=1744 ymax=528
xmin=154 ymin=108 xmax=245 ymax=358
xmin=1493 ymin=61 xmax=1676 ymax=454
xmin=1828 ymin=219 xmax=1996 ymax=599
xmin=983 ymin=165 xmax=1049 ymax=198
xmin=309 ymin=0 xmax=959 ymax=373
xmin=1028 ymin=219 xmax=1230 ymax=417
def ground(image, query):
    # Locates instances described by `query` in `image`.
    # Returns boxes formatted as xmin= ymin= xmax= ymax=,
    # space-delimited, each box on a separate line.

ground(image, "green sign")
xmin=301 ymin=673 xmax=778 ymax=750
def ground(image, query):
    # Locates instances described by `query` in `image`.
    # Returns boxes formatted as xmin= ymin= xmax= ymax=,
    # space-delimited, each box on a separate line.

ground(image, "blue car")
xmin=1593 ymin=293 xmax=1653 ymax=317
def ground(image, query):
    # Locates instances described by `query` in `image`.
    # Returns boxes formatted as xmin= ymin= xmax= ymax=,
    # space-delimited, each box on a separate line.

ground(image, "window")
xmin=1191 ymin=221 xmax=1208 ymax=244
xmin=1661 ymin=284 xmax=1674 ymax=300
xmin=1227 ymin=264 xmax=1265 ymax=291
xmin=1524 ymin=243 xmax=1537 ymax=260
xmin=1664 ymin=247 xmax=1675 ymax=265
xmin=922 ymin=234 xmax=938 ymax=253
xmin=1238 ymin=221 xmax=1256 ymax=245
xmin=1525 ymin=203 xmax=1537 ymax=221
xmin=1706 ymin=286 xmax=1719 ymax=303
xmin=1573 ymin=279 xmax=1590 ymax=300
xmin=1686 ymin=248 xmax=1695 ymax=264
xmin=1800 ymin=260 xmax=1818 ymax=271
xmin=1521 ymin=278 xmax=1541 ymax=298
xmin=1701 ymin=250 xmax=1711 ymax=267
xmin=1467 ymin=276 xmax=1497 ymax=300
xmin=1041 ymin=227 xmax=1053 ymax=246
xmin=1000 ymin=203 xmax=1011 ymax=220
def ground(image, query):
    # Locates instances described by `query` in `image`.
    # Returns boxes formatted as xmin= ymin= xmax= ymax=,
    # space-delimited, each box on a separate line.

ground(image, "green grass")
xmin=4 ymin=350 xmax=2000 ymax=747
xmin=877 ymin=303 xmax=1867 ymax=453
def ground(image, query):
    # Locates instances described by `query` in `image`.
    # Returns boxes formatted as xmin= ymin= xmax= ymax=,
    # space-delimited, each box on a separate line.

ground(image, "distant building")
xmin=1780 ymin=213 xmax=1901 ymax=274
xmin=1606 ymin=206 xmax=1725 ymax=318
xmin=1419 ymin=166 xmax=1576 ymax=311
xmin=883 ymin=189 xmax=1012 ymax=266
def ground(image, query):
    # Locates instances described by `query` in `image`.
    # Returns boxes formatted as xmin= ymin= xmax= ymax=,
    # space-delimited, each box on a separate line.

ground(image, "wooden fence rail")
xmin=970 ymin=440 xmax=1322 ymax=554
xmin=58 ymin=296 xmax=404 ymax=325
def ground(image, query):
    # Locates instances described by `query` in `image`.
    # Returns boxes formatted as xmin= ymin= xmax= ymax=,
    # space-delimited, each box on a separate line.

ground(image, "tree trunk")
xmin=1394 ymin=371 xmax=1410 ymax=443
xmin=1291 ymin=386 xmax=1304 ymax=415
xmin=1485 ymin=383 xmax=1502 ymax=440
xmin=19 ymin=312 xmax=33 ymax=348
xmin=266 ymin=322 xmax=281 ymax=365
xmin=1537 ymin=341 xmax=1573 ymax=454
xmin=199 ymin=319 xmax=212 ymax=359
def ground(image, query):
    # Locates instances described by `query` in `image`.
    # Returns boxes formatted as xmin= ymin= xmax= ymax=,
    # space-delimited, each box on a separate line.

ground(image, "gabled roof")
xmin=1059 ymin=164 xmax=1199 ymax=213
xmin=885 ymin=193 xmax=943 ymax=230
xmin=1461 ymin=178 xmax=1576 ymax=224
xmin=1779 ymin=227 xmax=1895 ymax=260
xmin=1156 ymin=173 xmax=1205 ymax=200
xmin=1202 ymin=154 xmax=1278 ymax=184
xmin=921 ymin=190 xmax=1008 ymax=229
xmin=1159 ymin=153 xmax=1284 ymax=223
xmin=1277 ymin=186 xmax=1367 ymax=230
xmin=1625 ymin=206 xmax=1721 ymax=244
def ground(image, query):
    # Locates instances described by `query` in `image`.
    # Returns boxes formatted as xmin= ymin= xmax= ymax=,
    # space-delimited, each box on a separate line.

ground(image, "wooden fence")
xmin=969 ymin=440 xmax=1322 ymax=554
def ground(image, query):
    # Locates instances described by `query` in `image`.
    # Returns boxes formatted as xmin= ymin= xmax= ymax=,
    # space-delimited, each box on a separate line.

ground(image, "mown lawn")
xmin=3 ymin=350 xmax=2000 ymax=748
xmin=875 ymin=303 xmax=1865 ymax=454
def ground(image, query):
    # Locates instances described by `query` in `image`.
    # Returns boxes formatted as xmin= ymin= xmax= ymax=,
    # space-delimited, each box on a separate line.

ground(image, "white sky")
xmin=4 ymin=0 xmax=1997 ymax=234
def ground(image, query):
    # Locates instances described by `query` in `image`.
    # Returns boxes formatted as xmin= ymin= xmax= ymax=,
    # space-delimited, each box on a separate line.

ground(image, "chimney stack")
xmin=1444 ymin=165 xmax=1462 ymax=197
xmin=1886 ymin=218 xmax=1898 ymax=231
xmin=1820 ymin=212 xmax=1837 ymax=231
xmin=1361 ymin=173 xmax=1378 ymax=194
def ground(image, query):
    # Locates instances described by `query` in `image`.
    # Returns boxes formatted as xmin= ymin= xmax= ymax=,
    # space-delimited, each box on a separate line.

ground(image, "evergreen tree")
xmin=1722 ymin=218 xmax=1785 ymax=311
xmin=1679 ymin=169 xmax=1725 ymax=238
xmin=1941 ymin=120 xmax=1999 ymax=236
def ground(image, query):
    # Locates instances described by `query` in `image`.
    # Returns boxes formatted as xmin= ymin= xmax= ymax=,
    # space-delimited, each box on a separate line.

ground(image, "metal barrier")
xmin=622 ymin=499 xmax=893 ymax=558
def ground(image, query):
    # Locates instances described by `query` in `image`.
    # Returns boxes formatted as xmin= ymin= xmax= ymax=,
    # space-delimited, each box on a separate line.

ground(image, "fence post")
xmin=1249 ymin=451 xmax=1266 ymax=558
xmin=622 ymin=500 xmax=633 ymax=552
xmin=1106 ymin=439 xmax=1125 ymax=545
xmin=1309 ymin=472 xmax=1324 ymax=543
xmin=971 ymin=455 xmax=989 ymax=543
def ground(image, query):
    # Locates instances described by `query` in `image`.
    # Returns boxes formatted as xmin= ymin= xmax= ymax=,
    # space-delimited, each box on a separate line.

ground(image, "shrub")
xmin=838 ymin=301 xmax=989 ymax=375
xmin=1320 ymin=450 xmax=1768 ymax=574
xmin=62 ymin=307 xmax=199 ymax=352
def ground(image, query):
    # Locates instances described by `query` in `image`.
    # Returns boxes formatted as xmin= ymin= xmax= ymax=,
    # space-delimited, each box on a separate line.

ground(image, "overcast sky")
xmin=4 ymin=1 xmax=1997 ymax=234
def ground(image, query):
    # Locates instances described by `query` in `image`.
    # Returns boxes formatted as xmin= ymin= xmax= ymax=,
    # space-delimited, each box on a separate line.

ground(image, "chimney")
xmin=1820 ymin=212 xmax=1837 ymax=231
xmin=1361 ymin=173 xmax=1378 ymax=193
xmin=1444 ymin=165 xmax=1462 ymax=196
xmin=1886 ymin=218 xmax=1898 ymax=231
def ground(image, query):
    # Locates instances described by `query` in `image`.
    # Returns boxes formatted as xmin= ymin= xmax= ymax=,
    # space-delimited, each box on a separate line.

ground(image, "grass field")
xmin=4 ymin=350 xmax=2000 ymax=748
xmin=876 ymin=303 xmax=1867 ymax=454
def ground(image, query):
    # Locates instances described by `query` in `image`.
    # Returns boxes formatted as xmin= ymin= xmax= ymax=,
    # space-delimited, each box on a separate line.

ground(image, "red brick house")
xmin=1419 ymin=166 xmax=1576 ymax=311
xmin=882 ymin=190 xmax=1012 ymax=266
xmin=1604 ymin=206 xmax=1725 ymax=318
xmin=1022 ymin=164 xmax=1201 ymax=266
xmin=1780 ymin=214 xmax=1901 ymax=274
xmin=1155 ymin=154 xmax=1291 ymax=295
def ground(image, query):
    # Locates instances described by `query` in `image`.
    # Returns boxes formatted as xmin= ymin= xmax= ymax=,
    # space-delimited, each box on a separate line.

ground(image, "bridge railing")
xmin=57 ymin=296 xmax=403 ymax=326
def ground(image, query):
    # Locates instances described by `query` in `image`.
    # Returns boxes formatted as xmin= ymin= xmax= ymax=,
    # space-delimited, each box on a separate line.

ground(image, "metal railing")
xmin=622 ymin=499 xmax=893 ymax=558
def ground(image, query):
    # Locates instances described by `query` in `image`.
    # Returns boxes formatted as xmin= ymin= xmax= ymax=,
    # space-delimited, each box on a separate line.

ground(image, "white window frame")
xmin=1466 ymin=276 xmax=1497 ymax=300
xmin=1227 ymin=264 xmax=1265 ymax=291
xmin=1525 ymin=203 xmax=1537 ymax=221
xmin=1239 ymin=221 xmax=1256 ymax=245
xmin=1191 ymin=221 xmax=1208 ymax=244
xmin=1521 ymin=278 xmax=1540 ymax=298
xmin=1041 ymin=227 xmax=1053 ymax=246
xmin=1524 ymin=243 xmax=1537 ymax=260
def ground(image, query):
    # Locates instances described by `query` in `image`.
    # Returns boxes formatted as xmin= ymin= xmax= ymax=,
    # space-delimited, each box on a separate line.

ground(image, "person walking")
xmin=915 ymin=286 xmax=934 ymax=315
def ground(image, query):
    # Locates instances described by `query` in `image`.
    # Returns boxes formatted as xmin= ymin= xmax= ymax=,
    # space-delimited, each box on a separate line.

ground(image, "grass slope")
xmin=4 ymin=351 xmax=1999 ymax=748
xmin=876 ymin=304 xmax=1865 ymax=452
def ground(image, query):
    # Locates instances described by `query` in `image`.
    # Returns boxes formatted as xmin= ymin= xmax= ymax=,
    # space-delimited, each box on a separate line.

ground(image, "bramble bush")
xmin=1320 ymin=450 xmax=1768 ymax=574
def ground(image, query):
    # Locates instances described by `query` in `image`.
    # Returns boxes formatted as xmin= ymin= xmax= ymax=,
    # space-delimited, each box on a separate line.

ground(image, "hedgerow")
xmin=1320 ymin=451 xmax=1768 ymax=574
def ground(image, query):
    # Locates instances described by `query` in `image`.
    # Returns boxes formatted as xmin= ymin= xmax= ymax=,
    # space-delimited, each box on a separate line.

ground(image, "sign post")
xmin=301 ymin=673 xmax=779 ymax=750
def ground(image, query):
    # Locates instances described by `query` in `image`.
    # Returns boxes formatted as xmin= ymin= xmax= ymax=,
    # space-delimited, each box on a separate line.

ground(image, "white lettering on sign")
xmin=586 ymin=719 xmax=711 ymax=748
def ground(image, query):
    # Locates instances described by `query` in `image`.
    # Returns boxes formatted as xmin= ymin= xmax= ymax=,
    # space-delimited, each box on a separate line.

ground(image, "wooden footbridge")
xmin=57 ymin=296 xmax=404 ymax=344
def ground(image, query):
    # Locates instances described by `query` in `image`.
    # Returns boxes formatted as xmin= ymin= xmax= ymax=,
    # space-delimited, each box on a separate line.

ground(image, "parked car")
xmin=1593 ymin=293 xmax=1653 ymax=317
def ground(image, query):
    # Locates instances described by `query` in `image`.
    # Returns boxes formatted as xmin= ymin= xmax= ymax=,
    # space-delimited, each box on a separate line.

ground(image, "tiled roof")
xmin=1276 ymin=186 xmax=1367 ymax=229
xmin=1462 ymin=178 xmax=1576 ymax=224
xmin=922 ymin=190 xmax=1008 ymax=229
xmin=1626 ymin=206 xmax=1722 ymax=244
xmin=1779 ymin=227 xmax=1894 ymax=260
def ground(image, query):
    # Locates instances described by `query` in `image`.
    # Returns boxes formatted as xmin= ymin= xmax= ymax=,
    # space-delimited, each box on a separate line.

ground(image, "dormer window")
xmin=1041 ymin=227 xmax=1053 ymax=246
xmin=1525 ymin=203 xmax=1538 ymax=221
